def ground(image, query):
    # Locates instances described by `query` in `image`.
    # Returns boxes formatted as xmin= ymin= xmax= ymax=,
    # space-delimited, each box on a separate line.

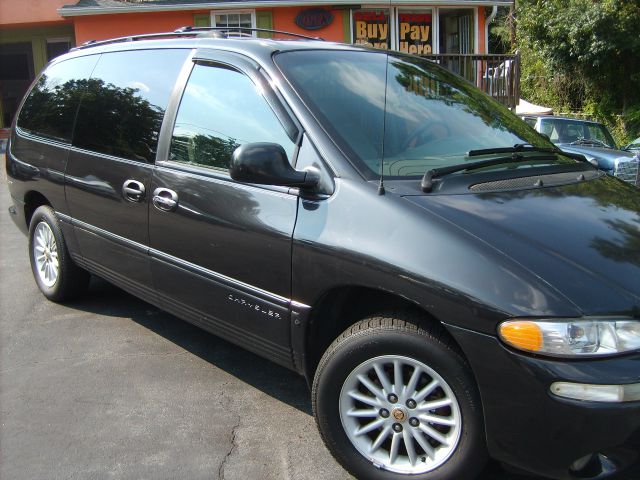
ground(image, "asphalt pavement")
xmin=0 ymin=167 xmax=540 ymax=480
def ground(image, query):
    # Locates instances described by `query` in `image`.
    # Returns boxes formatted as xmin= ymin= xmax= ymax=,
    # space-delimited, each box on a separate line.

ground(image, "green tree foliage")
xmin=74 ymin=78 xmax=164 ymax=162
xmin=488 ymin=7 xmax=513 ymax=54
xmin=170 ymin=133 xmax=240 ymax=171
xmin=515 ymin=0 xmax=640 ymax=142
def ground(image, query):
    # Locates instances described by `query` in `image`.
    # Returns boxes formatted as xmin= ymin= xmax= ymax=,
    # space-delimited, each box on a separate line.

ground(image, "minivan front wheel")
xmin=29 ymin=206 xmax=89 ymax=302
xmin=312 ymin=314 xmax=486 ymax=480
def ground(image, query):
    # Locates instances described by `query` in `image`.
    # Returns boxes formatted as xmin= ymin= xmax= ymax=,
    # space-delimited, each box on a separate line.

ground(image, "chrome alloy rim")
xmin=33 ymin=222 xmax=59 ymax=288
xmin=339 ymin=355 xmax=462 ymax=474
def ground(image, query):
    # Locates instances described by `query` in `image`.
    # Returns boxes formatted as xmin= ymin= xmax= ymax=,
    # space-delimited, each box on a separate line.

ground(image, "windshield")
xmin=539 ymin=118 xmax=616 ymax=148
xmin=276 ymin=50 xmax=561 ymax=178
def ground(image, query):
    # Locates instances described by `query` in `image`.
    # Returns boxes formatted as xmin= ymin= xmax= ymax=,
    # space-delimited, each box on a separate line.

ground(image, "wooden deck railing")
xmin=420 ymin=52 xmax=521 ymax=109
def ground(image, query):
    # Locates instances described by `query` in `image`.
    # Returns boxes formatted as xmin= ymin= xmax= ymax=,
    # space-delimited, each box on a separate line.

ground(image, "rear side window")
xmin=73 ymin=49 xmax=188 ymax=163
xmin=17 ymin=55 xmax=99 ymax=142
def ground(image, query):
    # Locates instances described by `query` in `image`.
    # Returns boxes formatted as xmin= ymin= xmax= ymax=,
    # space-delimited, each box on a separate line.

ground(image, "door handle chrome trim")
xmin=122 ymin=180 xmax=146 ymax=202
xmin=152 ymin=187 xmax=179 ymax=212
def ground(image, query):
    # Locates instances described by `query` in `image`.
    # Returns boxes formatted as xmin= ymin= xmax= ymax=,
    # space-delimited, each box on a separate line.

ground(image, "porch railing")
xmin=420 ymin=52 xmax=521 ymax=110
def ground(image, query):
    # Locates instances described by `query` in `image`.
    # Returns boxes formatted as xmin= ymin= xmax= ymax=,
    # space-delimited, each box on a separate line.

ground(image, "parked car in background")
xmin=523 ymin=116 xmax=640 ymax=186
xmin=624 ymin=137 xmax=640 ymax=155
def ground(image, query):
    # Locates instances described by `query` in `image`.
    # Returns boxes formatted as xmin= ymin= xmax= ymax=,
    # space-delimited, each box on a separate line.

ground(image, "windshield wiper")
xmin=569 ymin=138 xmax=611 ymax=149
xmin=467 ymin=143 xmax=558 ymax=157
xmin=420 ymin=152 xmax=558 ymax=192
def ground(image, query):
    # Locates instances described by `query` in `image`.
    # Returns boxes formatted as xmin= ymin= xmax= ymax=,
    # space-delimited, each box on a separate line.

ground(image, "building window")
xmin=350 ymin=7 xmax=478 ymax=55
xmin=352 ymin=9 xmax=391 ymax=50
xmin=46 ymin=38 xmax=72 ymax=61
xmin=397 ymin=9 xmax=433 ymax=55
xmin=211 ymin=10 xmax=256 ymax=35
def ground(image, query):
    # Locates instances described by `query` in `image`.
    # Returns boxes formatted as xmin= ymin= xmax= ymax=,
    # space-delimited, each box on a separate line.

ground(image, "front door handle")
xmin=122 ymin=179 xmax=146 ymax=202
xmin=152 ymin=187 xmax=179 ymax=212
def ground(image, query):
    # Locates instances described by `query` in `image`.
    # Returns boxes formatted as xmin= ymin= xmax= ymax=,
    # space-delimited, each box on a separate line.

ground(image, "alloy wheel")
xmin=339 ymin=355 xmax=462 ymax=474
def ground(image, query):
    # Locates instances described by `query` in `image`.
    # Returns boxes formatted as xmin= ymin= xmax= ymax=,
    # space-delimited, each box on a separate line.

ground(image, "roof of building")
xmin=59 ymin=0 xmax=513 ymax=17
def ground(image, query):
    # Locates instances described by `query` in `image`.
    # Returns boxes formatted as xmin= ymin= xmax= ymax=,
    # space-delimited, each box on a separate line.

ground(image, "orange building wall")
xmin=73 ymin=10 xmax=209 ymax=44
xmin=74 ymin=7 xmax=346 ymax=45
xmin=272 ymin=7 xmax=345 ymax=42
xmin=72 ymin=6 xmax=486 ymax=50
xmin=0 ymin=0 xmax=69 ymax=26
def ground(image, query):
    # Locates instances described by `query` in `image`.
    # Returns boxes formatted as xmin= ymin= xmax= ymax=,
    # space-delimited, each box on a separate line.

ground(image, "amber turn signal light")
xmin=499 ymin=321 xmax=543 ymax=352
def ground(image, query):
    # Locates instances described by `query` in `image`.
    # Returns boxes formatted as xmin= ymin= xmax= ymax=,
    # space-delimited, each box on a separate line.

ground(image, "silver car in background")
xmin=523 ymin=116 xmax=640 ymax=187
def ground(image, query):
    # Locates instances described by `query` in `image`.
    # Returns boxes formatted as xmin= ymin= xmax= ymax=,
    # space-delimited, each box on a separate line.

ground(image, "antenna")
xmin=377 ymin=2 xmax=392 ymax=196
xmin=378 ymin=53 xmax=389 ymax=196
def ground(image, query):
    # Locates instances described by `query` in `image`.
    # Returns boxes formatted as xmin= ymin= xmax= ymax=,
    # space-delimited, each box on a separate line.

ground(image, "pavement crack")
xmin=218 ymin=415 xmax=241 ymax=480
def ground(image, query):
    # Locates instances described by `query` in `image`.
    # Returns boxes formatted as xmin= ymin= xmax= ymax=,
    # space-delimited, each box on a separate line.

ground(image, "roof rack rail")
xmin=72 ymin=32 xmax=194 ymax=51
xmin=71 ymin=26 xmax=323 ymax=51
xmin=174 ymin=26 xmax=324 ymax=41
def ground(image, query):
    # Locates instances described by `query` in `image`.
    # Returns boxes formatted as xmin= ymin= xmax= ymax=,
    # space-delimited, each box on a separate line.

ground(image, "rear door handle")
xmin=122 ymin=179 xmax=146 ymax=202
xmin=152 ymin=187 xmax=179 ymax=212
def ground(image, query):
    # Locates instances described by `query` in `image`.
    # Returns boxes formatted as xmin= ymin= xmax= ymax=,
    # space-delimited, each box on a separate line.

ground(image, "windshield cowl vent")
xmin=468 ymin=170 xmax=602 ymax=192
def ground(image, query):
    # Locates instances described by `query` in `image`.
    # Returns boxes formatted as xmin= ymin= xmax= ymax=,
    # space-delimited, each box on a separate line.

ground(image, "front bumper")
xmin=447 ymin=324 xmax=640 ymax=480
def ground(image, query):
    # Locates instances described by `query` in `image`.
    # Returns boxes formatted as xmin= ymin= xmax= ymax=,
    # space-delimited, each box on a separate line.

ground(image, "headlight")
xmin=498 ymin=318 xmax=640 ymax=357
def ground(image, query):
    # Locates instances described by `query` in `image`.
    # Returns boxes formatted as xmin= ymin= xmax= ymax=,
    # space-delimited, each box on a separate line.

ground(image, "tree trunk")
xmin=509 ymin=1 xmax=517 ymax=50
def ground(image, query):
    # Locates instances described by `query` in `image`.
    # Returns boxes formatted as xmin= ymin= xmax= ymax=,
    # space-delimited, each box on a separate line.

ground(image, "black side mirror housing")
xmin=230 ymin=143 xmax=319 ymax=189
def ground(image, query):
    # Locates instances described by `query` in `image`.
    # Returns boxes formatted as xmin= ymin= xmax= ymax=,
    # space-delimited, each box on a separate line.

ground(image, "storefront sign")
xmin=295 ymin=9 xmax=334 ymax=30
xmin=398 ymin=13 xmax=432 ymax=54
xmin=353 ymin=10 xmax=390 ymax=50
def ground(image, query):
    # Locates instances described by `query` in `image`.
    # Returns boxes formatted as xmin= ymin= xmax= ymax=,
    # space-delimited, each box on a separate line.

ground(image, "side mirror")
xmin=230 ymin=143 xmax=319 ymax=188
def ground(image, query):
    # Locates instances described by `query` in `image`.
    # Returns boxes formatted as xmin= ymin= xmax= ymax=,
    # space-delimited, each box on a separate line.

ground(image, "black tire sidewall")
xmin=28 ymin=206 xmax=76 ymax=302
xmin=314 ymin=325 xmax=486 ymax=480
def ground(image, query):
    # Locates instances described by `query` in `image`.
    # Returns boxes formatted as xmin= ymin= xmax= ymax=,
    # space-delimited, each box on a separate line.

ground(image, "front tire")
xmin=312 ymin=313 xmax=486 ymax=480
xmin=28 ymin=206 xmax=90 ymax=302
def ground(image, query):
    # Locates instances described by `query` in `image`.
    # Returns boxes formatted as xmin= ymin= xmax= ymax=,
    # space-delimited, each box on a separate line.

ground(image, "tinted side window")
xmin=17 ymin=55 xmax=99 ymax=142
xmin=73 ymin=49 xmax=188 ymax=163
xmin=169 ymin=63 xmax=295 ymax=171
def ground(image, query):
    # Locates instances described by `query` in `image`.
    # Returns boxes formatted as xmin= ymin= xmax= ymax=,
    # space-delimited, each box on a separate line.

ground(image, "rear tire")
xmin=312 ymin=312 xmax=487 ymax=480
xmin=28 ymin=206 xmax=90 ymax=302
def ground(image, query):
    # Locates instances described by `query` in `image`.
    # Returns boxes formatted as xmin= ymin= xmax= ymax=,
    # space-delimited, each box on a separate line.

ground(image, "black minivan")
xmin=6 ymin=29 xmax=640 ymax=480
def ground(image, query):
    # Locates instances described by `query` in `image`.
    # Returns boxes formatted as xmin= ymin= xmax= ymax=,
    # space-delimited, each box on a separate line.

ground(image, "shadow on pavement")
xmin=65 ymin=277 xmax=543 ymax=480
xmin=67 ymin=276 xmax=313 ymax=415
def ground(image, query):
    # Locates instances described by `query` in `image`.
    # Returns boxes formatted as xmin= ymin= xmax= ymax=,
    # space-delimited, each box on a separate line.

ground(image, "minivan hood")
xmin=405 ymin=175 xmax=640 ymax=316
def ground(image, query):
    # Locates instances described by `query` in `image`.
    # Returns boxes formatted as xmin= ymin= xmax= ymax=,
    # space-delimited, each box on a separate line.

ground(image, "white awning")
xmin=516 ymin=98 xmax=553 ymax=116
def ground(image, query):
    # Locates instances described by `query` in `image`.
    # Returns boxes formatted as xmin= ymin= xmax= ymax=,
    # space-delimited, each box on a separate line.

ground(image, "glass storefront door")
xmin=438 ymin=8 xmax=474 ymax=54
